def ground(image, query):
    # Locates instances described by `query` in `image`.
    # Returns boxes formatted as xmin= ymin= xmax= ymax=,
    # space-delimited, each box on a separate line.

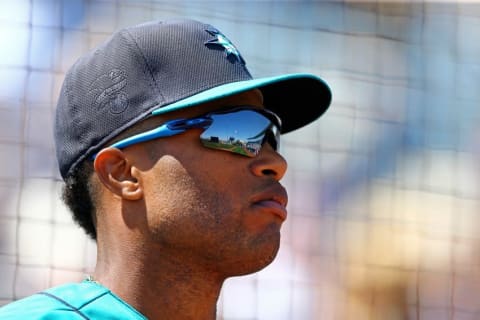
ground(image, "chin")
xmin=237 ymin=250 xmax=280 ymax=276
xmin=254 ymin=246 xmax=280 ymax=271
xmin=229 ymin=231 xmax=282 ymax=277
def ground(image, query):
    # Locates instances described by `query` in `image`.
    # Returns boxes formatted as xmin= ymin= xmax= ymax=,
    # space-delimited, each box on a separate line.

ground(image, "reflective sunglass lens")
xmin=199 ymin=109 xmax=279 ymax=157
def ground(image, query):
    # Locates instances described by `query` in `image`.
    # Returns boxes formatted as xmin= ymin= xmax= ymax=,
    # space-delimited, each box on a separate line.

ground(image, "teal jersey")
xmin=0 ymin=281 xmax=146 ymax=319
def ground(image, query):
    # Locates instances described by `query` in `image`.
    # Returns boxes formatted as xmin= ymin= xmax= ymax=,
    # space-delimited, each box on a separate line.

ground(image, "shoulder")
xmin=0 ymin=282 xmax=95 ymax=319
xmin=0 ymin=282 xmax=146 ymax=320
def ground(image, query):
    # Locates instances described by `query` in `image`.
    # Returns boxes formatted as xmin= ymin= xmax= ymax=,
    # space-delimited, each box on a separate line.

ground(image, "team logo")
xmin=204 ymin=27 xmax=245 ymax=65
xmin=88 ymin=69 xmax=129 ymax=114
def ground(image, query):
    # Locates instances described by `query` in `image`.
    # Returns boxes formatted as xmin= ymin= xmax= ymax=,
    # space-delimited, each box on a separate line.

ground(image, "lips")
xmin=250 ymin=185 xmax=288 ymax=221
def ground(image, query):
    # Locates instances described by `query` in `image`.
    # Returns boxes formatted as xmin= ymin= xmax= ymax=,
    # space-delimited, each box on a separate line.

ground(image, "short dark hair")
xmin=62 ymin=160 xmax=97 ymax=240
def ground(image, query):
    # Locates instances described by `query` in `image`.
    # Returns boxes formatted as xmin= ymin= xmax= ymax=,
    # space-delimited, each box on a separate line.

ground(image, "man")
xmin=0 ymin=19 xmax=331 ymax=319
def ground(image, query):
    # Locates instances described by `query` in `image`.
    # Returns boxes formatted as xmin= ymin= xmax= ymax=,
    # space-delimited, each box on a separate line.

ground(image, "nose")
xmin=249 ymin=143 xmax=288 ymax=181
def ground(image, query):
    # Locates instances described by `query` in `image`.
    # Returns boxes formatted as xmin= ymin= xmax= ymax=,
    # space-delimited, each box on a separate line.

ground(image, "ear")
xmin=93 ymin=148 xmax=144 ymax=201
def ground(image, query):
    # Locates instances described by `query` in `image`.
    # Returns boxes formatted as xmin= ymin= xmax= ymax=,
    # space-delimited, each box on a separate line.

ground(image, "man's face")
xmin=124 ymin=89 xmax=288 ymax=277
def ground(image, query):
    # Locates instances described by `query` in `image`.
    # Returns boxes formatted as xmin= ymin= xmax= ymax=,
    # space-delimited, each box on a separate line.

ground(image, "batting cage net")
xmin=1 ymin=1 xmax=480 ymax=319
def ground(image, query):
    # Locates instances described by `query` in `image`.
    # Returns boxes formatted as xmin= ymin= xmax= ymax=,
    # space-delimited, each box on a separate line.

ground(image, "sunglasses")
xmin=94 ymin=107 xmax=282 ymax=158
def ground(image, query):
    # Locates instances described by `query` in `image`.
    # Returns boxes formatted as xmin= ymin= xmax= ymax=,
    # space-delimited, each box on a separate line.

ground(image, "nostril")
xmin=261 ymin=168 xmax=277 ymax=176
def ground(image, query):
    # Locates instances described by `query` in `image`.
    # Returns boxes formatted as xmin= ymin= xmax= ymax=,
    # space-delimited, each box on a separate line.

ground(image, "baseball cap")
xmin=55 ymin=19 xmax=332 ymax=180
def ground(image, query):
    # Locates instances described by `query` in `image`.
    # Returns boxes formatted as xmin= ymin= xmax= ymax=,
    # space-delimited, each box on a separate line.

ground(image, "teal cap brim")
xmin=152 ymin=73 xmax=332 ymax=134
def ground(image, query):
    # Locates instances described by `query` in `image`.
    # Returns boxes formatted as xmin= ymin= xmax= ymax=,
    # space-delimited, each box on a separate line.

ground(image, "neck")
xmin=94 ymin=242 xmax=224 ymax=320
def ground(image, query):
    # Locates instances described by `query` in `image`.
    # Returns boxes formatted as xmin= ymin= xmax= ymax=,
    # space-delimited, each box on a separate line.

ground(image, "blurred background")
xmin=1 ymin=0 xmax=480 ymax=319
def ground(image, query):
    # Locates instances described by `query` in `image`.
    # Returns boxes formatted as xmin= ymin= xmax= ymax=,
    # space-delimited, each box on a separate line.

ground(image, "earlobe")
xmin=94 ymin=148 xmax=144 ymax=200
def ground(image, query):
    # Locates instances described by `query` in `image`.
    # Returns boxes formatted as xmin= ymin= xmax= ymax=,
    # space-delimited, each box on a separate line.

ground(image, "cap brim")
xmin=152 ymin=73 xmax=332 ymax=134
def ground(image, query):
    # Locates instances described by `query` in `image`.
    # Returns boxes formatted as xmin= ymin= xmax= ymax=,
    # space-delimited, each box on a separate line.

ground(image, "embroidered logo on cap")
xmin=204 ymin=27 xmax=245 ymax=65
xmin=88 ymin=69 xmax=129 ymax=114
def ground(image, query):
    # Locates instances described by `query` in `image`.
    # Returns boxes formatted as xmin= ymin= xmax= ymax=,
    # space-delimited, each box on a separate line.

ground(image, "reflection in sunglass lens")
xmin=199 ymin=109 xmax=279 ymax=157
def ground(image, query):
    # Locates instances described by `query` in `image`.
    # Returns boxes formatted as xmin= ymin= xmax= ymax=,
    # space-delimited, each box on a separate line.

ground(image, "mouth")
xmin=251 ymin=186 xmax=288 ymax=221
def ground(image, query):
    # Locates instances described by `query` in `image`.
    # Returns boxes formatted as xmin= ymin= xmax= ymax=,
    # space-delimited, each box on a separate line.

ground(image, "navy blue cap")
xmin=55 ymin=19 xmax=332 ymax=180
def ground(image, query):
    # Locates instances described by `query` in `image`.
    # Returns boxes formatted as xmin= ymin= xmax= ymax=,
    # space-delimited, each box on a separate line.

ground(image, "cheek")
xmin=141 ymin=154 xmax=238 ymax=244
xmin=144 ymin=155 xmax=206 ymax=217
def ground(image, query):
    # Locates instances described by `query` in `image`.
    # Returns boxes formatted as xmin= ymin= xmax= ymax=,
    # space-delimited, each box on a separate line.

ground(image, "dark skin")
xmin=92 ymin=89 xmax=288 ymax=319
